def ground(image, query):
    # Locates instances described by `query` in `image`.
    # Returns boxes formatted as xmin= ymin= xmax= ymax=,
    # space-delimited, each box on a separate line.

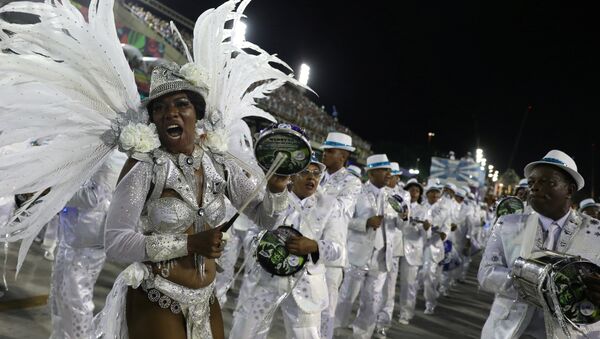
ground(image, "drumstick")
xmin=221 ymin=152 xmax=288 ymax=232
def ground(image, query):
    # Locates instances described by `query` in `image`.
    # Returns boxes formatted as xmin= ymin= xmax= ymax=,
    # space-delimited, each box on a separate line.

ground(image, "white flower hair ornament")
xmin=179 ymin=62 xmax=210 ymax=97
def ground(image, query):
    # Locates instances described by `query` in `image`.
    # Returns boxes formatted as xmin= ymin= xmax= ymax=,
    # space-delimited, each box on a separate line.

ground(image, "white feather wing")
xmin=0 ymin=0 xmax=140 ymax=272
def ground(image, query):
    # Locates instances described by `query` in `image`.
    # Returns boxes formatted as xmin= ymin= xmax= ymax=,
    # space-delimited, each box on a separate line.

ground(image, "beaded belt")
xmin=139 ymin=272 xmax=215 ymax=315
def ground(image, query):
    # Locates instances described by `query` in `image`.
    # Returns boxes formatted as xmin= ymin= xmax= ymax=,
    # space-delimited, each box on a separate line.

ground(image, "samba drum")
xmin=388 ymin=194 xmax=408 ymax=215
xmin=512 ymin=251 xmax=600 ymax=325
xmin=495 ymin=196 xmax=525 ymax=220
xmin=254 ymin=123 xmax=312 ymax=175
xmin=255 ymin=226 xmax=308 ymax=276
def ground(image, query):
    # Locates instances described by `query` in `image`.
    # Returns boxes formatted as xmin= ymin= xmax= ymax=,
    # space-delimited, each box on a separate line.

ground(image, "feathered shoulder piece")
xmin=0 ymin=0 xmax=152 ymax=272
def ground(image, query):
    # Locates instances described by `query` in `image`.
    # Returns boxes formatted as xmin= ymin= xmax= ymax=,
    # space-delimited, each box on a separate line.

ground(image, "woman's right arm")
xmin=104 ymin=160 xmax=154 ymax=263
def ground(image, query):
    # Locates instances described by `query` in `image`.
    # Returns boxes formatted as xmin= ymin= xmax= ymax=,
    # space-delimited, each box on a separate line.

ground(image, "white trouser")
xmin=320 ymin=267 xmax=343 ymax=339
xmin=334 ymin=266 xmax=387 ymax=339
xmin=215 ymin=228 xmax=246 ymax=305
xmin=49 ymin=245 xmax=105 ymax=339
xmin=233 ymin=228 xmax=261 ymax=312
xmin=460 ymin=253 xmax=472 ymax=281
xmin=422 ymin=249 xmax=441 ymax=309
xmin=376 ymin=257 xmax=400 ymax=328
xmin=229 ymin=277 xmax=321 ymax=339
xmin=398 ymin=256 xmax=420 ymax=320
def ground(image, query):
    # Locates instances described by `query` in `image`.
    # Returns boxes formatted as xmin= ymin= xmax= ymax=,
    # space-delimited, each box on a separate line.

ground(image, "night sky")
xmin=158 ymin=0 xmax=599 ymax=199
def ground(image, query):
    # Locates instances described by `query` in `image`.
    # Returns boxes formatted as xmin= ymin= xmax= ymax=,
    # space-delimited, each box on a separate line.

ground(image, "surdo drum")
xmin=512 ymin=251 xmax=600 ymax=326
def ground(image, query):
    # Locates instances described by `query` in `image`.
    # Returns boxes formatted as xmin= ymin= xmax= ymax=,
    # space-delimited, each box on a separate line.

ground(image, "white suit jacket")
xmin=319 ymin=167 xmax=362 ymax=267
xmin=421 ymin=200 xmax=451 ymax=264
xmin=478 ymin=211 xmax=600 ymax=339
xmin=346 ymin=181 xmax=400 ymax=272
xmin=259 ymin=191 xmax=345 ymax=314
xmin=399 ymin=202 xmax=428 ymax=266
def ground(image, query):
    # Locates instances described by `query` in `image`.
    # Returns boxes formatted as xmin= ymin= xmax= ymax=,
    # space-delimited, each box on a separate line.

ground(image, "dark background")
xmin=159 ymin=0 xmax=599 ymax=198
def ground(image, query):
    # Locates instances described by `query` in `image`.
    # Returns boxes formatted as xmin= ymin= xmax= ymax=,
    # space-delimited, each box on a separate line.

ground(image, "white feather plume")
xmin=0 ymin=0 xmax=140 ymax=273
xmin=188 ymin=0 xmax=307 ymax=159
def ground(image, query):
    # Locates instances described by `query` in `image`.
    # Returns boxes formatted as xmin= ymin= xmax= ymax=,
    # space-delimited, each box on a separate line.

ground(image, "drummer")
xmin=579 ymin=198 xmax=600 ymax=220
xmin=478 ymin=150 xmax=600 ymax=339
xmin=229 ymin=154 xmax=345 ymax=339
xmin=319 ymin=132 xmax=363 ymax=339
xmin=334 ymin=154 xmax=401 ymax=339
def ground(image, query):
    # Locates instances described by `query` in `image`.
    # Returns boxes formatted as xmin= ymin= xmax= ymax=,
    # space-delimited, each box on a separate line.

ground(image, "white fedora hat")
xmin=405 ymin=178 xmax=423 ymax=191
xmin=320 ymin=132 xmax=355 ymax=152
xmin=365 ymin=154 xmax=392 ymax=171
xmin=579 ymin=198 xmax=600 ymax=211
xmin=524 ymin=149 xmax=584 ymax=191
xmin=390 ymin=162 xmax=402 ymax=176
xmin=425 ymin=185 xmax=441 ymax=194
xmin=516 ymin=178 xmax=528 ymax=189
xmin=455 ymin=188 xmax=467 ymax=198
xmin=443 ymin=182 xmax=457 ymax=193
xmin=347 ymin=165 xmax=362 ymax=178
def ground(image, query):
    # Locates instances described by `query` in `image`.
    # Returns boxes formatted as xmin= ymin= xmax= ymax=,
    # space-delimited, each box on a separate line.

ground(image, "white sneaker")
xmin=373 ymin=327 xmax=387 ymax=338
xmin=398 ymin=318 xmax=410 ymax=325
xmin=424 ymin=306 xmax=435 ymax=315
xmin=43 ymin=250 xmax=54 ymax=261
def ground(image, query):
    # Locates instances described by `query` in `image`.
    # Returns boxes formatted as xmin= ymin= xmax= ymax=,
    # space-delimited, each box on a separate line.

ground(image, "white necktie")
xmin=544 ymin=222 xmax=561 ymax=251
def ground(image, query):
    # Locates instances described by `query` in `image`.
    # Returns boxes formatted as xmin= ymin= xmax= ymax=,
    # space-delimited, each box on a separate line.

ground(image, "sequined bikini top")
xmin=141 ymin=146 xmax=227 ymax=235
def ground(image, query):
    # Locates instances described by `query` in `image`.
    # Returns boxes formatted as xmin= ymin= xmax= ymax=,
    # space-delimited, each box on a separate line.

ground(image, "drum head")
xmin=256 ymin=226 xmax=308 ymax=276
xmin=254 ymin=124 xmax=312 ymax=175
xmin=549 ymin=259 xmax=600 ymax=324
xmin=495 ymin=196 xmax=524 ymax=219
xmin=387 ymin=196 xmax=403 ymax=214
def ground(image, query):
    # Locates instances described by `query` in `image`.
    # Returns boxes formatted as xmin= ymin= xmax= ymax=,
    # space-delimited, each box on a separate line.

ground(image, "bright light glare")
xmin=298 ymin=63 xmax=310 ymax=86
xmin=232 ymin=21 xmax=247 ymax=47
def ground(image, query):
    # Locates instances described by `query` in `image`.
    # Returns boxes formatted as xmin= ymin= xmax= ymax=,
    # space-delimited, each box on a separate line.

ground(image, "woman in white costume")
xmin=0 ymin=0 xmax=304 ymax=338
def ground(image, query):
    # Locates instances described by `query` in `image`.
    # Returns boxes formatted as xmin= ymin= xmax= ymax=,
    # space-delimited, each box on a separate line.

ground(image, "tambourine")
xmin=254 ymin=123 xmax=312 ymax=175
xmin=388 ymin=194 xmax=408 ymax=214
xmin=255 ymin=226 xmax=308 ymax=276
xmin=495 ymin=196 xmax=524 ymax=219
xmin=513 ymin=251 xmax=600 ymax=326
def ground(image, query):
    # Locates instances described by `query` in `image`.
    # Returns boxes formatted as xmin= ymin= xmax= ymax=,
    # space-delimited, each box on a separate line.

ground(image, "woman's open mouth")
xmin=166 ymin=124 xmax=183 ymax=139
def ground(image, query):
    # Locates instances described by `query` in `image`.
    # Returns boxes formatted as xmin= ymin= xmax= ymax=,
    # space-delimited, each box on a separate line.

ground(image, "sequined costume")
xmin=376 ymin=186 xmax=412 ymax=330
xmin=318 ymin=166 xmax=361 ymax=339
xmin=94 ymin=146 xmax=287 ymax=338
xmin=420 ymin=197 xmax=451 ymax=314
xmin=334 ymin=181 xmax=402 ymax=339
xmin=49 ymin=151 xmax=124 ymax=339
xmin=229 ymin=190 xmax=344 ymax=339
xmin=479 ymin=211 xmax=600 ymax=338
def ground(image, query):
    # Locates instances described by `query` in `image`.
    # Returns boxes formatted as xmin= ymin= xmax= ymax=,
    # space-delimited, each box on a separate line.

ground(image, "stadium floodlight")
xmin=488 ymin=165 xmax=494 ymax=170
xmin=475 ymin=149 xmax=484 ymax=163
xmin=232 ymin=21 xmax=247 ymax=47
xmin=298 ymin=63 xmax=310 ymax=86
xmin=409 ymin=169 xmax=420 ymax=175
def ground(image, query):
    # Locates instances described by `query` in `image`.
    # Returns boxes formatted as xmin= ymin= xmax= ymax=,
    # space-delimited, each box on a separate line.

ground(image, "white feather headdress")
xmin=0 ymin=0 xmax=307 ymax=273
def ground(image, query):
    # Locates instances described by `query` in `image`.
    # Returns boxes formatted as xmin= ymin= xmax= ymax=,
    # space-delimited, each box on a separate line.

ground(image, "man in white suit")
xmin=479 ymin=150 xmax=600 ymax=338
xmin=334 ymin=154 xmax=401 ymax=339
xmin=319 ymin=132 xmax=362 ymax=339
xmin=229 ymin=156 xmax=345 ymax=339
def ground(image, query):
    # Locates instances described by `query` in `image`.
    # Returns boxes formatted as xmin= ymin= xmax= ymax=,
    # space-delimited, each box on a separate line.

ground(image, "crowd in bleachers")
xmin=123 ymin=1 xmax=193 ymax=54
xmin=257 ymin=85 xmax=372 ymax=162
